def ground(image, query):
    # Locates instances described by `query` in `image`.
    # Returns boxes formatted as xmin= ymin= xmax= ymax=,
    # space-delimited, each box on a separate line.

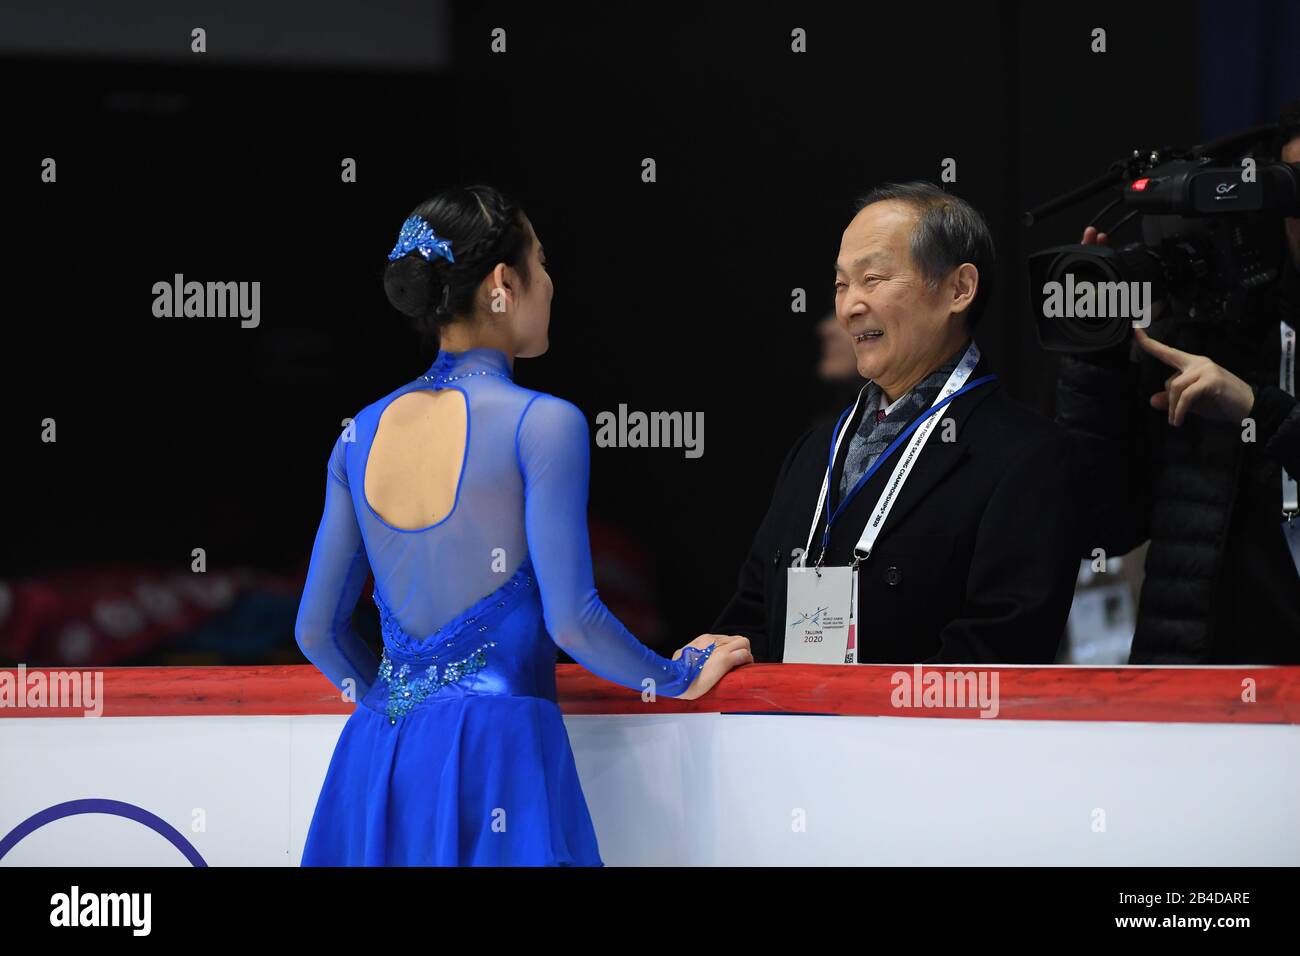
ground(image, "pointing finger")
xmin=1134 ymin=327 xmax=1190 ymax=371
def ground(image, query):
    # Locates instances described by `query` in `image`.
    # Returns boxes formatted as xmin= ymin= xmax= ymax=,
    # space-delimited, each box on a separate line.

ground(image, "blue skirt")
xmin=301 ymin=692 xmax=604 ymax=866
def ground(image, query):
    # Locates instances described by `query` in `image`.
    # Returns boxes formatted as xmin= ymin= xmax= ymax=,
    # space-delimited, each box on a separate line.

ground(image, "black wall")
xmin=9 ymin=1 xmax=1217 ymax=657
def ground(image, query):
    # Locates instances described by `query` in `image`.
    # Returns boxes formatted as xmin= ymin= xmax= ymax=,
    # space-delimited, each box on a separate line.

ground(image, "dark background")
xmin=4 ymin=0 xmax=1297 ymax=665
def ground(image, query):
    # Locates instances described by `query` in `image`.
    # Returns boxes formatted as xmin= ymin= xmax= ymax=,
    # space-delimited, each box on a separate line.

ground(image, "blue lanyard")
xmin=818 ymin=373 xmax=998 ymax=556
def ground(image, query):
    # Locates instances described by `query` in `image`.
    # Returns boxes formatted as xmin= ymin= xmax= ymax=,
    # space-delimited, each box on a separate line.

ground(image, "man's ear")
xmin=951 ymin=263 xmax=978 ymax=315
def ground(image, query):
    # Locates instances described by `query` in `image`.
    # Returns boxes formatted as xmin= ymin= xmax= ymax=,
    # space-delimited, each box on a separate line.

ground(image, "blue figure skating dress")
xmin=294 ymin=347 xmax=713 ymax=866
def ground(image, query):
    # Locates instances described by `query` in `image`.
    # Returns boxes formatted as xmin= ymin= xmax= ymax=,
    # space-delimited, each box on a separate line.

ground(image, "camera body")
xmin=1029 ymin=155 xmax=1300 ymax=352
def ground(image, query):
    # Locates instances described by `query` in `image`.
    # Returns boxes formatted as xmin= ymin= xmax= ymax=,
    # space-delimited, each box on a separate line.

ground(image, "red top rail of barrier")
xmin=1 ymin=663 xmax=1298 ymax=724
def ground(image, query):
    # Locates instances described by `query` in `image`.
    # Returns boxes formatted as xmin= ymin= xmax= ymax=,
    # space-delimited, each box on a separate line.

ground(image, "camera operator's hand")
xmin=1080 ymin=225 xmax=1108 ymax=246
xmin=1134 ymin=327 xmax=1255 ymax=427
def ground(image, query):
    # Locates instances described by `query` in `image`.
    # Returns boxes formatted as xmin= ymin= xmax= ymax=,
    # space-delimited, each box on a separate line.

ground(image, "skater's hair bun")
xmin=383 ymin=254 xmax=446 ymax=325
xmin=382 ymin=185 xmax=531 ymax=334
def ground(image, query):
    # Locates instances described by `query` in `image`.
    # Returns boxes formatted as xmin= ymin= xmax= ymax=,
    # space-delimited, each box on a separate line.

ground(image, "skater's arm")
xmin=294 ymin=433 xmax=381 ymax=701
xmin=516 ymin=394 xmax=713 ymax=698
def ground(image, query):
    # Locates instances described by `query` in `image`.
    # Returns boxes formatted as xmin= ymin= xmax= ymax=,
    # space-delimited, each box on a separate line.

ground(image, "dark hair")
xmin=854 ymin=181 xmax=996 ymax=329
xmin=1273 ymin=98 xmax=1300 ymax=158
xmin=383 ymin=184 xmax=532 ymax=333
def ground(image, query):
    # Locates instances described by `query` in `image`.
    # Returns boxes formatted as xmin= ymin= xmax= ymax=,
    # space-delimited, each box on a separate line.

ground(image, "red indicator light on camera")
xmin=1130 ymin=178 xmax=1150 ymax=191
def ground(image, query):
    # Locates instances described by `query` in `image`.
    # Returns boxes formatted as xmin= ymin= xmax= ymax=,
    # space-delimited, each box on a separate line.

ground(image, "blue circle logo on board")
xmin=0 ymin=799 xmax=208 ymax=866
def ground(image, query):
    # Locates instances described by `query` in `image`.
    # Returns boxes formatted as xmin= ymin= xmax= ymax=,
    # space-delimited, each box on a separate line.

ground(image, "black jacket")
xmin=1055 ymin=268 xmax=1300 ymax=664
xmin=712 ymin=354 xmax=1083 ymax=664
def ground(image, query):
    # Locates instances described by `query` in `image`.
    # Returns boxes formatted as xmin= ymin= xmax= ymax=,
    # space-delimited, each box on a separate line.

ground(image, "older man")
xmin=711 ymin=182 xmax=1081 ymax=664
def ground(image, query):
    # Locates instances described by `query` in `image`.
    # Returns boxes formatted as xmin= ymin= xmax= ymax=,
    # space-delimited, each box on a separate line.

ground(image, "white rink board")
xmin=1 ymin=712 xmax=1296 ymax=865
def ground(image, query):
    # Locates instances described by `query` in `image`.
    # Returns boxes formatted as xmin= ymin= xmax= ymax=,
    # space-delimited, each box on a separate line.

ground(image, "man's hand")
xmin=1134 ymin=327 xmax=1255 ymax=427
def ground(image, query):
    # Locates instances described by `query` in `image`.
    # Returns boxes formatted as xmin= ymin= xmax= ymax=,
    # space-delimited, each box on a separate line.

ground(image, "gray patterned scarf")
xmin=837 ymin=343 xmax=970 ymax=502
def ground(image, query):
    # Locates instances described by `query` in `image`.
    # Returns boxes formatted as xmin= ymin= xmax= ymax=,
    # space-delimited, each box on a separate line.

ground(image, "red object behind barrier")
xmin=1 ymin=664 xmax=1298 ymax=723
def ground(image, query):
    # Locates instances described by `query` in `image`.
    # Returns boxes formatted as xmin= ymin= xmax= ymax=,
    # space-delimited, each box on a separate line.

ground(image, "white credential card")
xmin=784 ymin=566 xmax=854 ymax=664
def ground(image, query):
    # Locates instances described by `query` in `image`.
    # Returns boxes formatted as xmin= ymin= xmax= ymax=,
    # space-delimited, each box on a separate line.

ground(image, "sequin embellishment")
xmin=377 ymin=643 xmax=497 ymax=724
xmin=678 ymin=642 xmax=716 ymax=675
xmin=387 ymin=215 xmax=456 ymax=264
xmin=419 ymin=369 xmax=512 ymax=385
xmin=372 ymin=562 xmax=535 ymax=724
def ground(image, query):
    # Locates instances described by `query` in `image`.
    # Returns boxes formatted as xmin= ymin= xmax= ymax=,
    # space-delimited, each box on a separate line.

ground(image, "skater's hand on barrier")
xmin=671 ymin=633 xmax=728 ymax=663
xmin=674 ymin=634 xmax=753 ymax=700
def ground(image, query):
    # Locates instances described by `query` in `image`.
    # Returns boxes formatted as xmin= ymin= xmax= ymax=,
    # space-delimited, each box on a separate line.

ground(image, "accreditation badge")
xmin=783 ymin=565 xmax=857 ymax=664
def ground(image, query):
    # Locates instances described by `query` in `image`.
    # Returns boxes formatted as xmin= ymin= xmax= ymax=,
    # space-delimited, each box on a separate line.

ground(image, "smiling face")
xmin=834 ymin=199 xmax=974 ymax=401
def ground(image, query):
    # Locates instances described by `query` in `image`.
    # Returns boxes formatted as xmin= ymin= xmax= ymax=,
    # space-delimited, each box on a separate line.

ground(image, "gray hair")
xmin=855 ymin=181 xmax=995 ymax=328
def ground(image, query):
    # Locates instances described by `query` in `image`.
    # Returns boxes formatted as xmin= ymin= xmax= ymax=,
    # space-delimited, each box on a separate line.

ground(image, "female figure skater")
xmin=295 ymin=185 xmax=752 ymax=865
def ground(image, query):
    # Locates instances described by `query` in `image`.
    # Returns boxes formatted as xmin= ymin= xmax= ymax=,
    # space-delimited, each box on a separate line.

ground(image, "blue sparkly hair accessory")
xmin=387 ymin=215 xmax=456 ymax=264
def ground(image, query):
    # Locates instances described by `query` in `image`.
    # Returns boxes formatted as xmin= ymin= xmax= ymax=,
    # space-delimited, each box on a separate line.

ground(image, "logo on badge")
xmin=790 ymin=606 xmax=827 ymax=627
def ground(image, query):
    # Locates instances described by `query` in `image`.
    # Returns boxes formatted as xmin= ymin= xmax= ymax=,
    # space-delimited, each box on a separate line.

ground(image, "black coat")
xmin=712 ymin=354 xmax=1083 ymax=664
xmin=1055 ymin=268 xmax=1300 ymax=664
